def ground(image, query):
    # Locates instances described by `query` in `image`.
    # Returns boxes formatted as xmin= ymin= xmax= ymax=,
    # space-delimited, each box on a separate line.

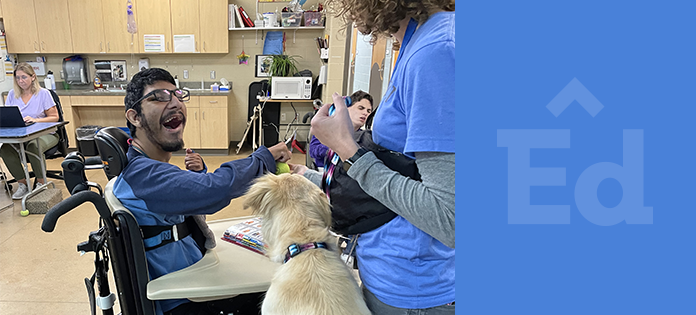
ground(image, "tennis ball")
xmin=276 ymin=162 xmax=291 ymax=175
xmin=20 ymin=210 xmax=29 ymax=217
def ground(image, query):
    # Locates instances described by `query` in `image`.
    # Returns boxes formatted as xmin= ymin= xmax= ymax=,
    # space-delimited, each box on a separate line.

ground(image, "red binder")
xmin=238 ymin=6 xmax=255 ymax=27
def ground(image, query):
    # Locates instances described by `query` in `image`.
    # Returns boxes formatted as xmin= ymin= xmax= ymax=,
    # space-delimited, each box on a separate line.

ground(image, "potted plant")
xmin=269 ymin=54 xmax=300 ymax=78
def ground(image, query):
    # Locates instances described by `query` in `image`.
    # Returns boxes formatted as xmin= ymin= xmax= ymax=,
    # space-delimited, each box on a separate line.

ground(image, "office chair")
xmin=4 ymin=90 xmax=69 ymax=191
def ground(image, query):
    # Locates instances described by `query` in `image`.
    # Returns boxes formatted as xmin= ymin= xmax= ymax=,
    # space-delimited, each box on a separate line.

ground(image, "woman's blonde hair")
xmin=13 ymin=62 xmax=41 ymax=97
xmin=326 ymin=0 xmax=454 ymax=44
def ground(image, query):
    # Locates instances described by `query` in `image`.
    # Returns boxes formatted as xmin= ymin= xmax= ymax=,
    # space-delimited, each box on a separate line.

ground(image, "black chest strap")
xmin=141 ymin=222 xmax=191 ymax=251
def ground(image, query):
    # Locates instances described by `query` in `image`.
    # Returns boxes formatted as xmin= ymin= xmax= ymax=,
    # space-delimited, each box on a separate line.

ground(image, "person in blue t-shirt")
xmin=293 ymin=0 xmax=456 ymax=314
xmin=114 ymin=68 xmax=291 ymax=315
xmin=308 ymin=90 xmax=373 ymax=168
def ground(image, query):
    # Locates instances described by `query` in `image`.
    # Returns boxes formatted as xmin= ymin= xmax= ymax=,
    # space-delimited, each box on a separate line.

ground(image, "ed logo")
xmin=497 ymin=78 xmax=652 ymax=225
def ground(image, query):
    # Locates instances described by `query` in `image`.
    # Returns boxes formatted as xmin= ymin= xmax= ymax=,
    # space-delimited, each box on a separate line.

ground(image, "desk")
xmin=0 ymin=122 xmax=68 ymax=215
xmin=253 ymin=97 xmax=314 ymax=148
xmin=147 ymin=216 xmax=278 ymax=302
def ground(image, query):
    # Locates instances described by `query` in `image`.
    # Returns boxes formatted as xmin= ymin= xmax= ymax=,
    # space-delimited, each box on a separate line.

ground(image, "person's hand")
xmin=267 ymin=142 xmax=292 ymax=162
xmin=310 ymin=92 xmax=360 ymax=161
xmin=288 ymin=163 xmax=308 ymax=176
xmin=184 ymin=148 xmax=205 ymax=171
xmin=23 ymin=116 xmax=36 ymax=123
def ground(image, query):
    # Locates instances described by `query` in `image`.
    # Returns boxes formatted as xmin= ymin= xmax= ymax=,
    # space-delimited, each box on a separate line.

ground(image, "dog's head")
xmin=243 ymin=173 xmax=332 ymax=261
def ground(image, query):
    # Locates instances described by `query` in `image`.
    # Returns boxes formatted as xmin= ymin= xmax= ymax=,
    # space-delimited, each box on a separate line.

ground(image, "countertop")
xmin=2 ymin=81 xmax=232 ymax=97
xmin=2 ymin=90 xmax=230 ymax=97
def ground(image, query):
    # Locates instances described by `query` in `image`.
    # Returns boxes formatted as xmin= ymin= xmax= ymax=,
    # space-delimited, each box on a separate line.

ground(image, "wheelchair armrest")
xmin=146 ymin=217 xmax=278 ymax=301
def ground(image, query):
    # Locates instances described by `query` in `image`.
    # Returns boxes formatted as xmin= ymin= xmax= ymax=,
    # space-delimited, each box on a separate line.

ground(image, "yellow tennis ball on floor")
xmin=20 ymin=210 xmax=29 ymax=217
xmin=276 ymin=162 xmax=291 ymax=175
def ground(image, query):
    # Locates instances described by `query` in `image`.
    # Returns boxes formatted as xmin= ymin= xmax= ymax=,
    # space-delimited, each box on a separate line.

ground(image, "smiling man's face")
xmin=137 ymin=81 xmax=187 ymax=152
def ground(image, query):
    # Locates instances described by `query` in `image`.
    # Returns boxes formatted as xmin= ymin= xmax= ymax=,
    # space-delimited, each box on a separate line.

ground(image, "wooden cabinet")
xmin=2 ymin=0 xmax=73 ymax=53
xmin=59 ymin=96 xmax=77 ymax=149
xmin=68 ymin=0 xmax=106 ymax=53
xmin=183 ymin=96 xmax=228 ymax=149
xmin=199 ymin=0 xmax=228 ymax=53
xmin=139 ymin=0 xmax=227 ymax=54
xmin=171 ymin=0 xmax=200 ymax=53
xmin=33 ymin=0 xmax=74 ymax=53
xmin=199 ymin=96 xmax=228 ymax=149
xmin=59 ymin=94 xmax=226 ymax=150
xmin=1 ymin=0 xmax=41 ymax=53
xmin=69 ymin=0 xmax=140 ymax=53
xmin=182 ymin=97 xmax=201 ymax=148
xmin=102 ymin=0 xmax=140 ymax=53
xmin=137 ymin=0 xmax=172 ymax=53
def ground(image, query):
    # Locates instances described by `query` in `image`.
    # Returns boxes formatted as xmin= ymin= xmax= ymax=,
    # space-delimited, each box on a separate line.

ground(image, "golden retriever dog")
xmin=243 ymin=173 xmax=371 ymax=315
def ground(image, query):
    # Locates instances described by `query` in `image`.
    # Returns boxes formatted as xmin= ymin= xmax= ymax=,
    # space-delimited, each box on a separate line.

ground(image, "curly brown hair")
xmin=326 ymin=0 xmax=454 ymax=43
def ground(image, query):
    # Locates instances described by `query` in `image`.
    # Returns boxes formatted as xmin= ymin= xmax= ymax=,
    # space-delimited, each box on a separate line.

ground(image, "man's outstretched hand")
xmin=267 ymin=142 xmax=292 ymax=162
xmin=185 ymin=148 xmax=205 ymax=171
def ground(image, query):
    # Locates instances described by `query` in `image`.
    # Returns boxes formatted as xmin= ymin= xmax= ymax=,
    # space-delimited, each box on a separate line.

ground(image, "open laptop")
xmin=0 ymin=106 xmax=35 ymax=127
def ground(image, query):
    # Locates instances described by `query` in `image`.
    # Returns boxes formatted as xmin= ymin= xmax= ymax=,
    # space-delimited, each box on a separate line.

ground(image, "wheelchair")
xmin=41 ymin=127 xmax=274 ymax=315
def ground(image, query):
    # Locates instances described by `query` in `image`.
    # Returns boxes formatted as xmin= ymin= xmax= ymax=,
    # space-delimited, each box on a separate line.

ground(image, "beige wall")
xmin=10 ymin=0 xmax=350 ymax=144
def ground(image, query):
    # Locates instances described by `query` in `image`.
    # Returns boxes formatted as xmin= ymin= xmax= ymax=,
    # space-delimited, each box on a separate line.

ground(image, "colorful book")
xmin=238 ymin=6 xmax=255 ymax=27
xmin=221 ymin=217 xmax=266 ymax=255
xmin=233 ymin=4 xmax=246 ymax=28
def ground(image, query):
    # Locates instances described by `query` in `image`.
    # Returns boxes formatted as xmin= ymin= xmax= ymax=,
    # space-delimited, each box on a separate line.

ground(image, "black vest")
xmin=326 ymin=130 xmax=421 ymax=235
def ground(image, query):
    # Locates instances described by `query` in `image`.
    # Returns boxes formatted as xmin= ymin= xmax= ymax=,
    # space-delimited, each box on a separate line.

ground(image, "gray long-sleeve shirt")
xmin=304 ymin=151 xmax=455 ymax=248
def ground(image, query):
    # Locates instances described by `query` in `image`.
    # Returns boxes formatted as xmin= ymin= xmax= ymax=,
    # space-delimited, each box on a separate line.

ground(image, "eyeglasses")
xmin=134 ymin=88 xmax=190 ymax=106
xmin=15 ymin=75 xmax=32 ymax=81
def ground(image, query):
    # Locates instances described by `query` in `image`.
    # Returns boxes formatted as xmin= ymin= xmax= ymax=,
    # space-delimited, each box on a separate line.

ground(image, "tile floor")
xmin=0 ymin=149 xmax=308 ymax=314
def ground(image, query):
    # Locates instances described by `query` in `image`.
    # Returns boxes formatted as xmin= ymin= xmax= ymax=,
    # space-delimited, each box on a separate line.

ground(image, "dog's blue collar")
xmin=284 ymin=242 xmax=328 ymax=264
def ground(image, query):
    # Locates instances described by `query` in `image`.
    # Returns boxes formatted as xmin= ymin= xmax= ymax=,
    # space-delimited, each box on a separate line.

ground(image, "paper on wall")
xmin=143 ymin=34 xmax=165 ymax=52
xmin=173 ymin=35 xmax=196 ymax=53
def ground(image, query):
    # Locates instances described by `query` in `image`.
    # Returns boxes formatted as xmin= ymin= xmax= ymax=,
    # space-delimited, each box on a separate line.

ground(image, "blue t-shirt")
xmin=358 ymin=11 xmax=455 ymax=309
xmin=113 ymin=146 xmax=276 ymax=313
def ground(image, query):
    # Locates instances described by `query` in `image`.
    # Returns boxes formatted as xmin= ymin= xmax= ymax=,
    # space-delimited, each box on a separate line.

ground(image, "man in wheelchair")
xmin=115 ymin=68 xmax=291 ymax=314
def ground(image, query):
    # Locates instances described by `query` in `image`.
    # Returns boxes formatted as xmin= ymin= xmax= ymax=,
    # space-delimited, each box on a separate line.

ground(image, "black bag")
xmin=325 ymin=130 xmax=421 ymax=235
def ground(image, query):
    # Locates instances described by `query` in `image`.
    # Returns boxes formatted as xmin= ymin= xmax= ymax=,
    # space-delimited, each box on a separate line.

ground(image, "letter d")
xmin=575 ymin=129 xmax=652 ymax=225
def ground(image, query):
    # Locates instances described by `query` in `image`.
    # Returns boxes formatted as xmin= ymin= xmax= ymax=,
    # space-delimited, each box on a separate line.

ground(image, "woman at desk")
xmin=0 ymin=62 xmax=59 ymax=199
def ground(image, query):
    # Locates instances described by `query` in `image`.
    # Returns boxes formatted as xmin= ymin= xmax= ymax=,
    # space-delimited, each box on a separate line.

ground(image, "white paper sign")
xmin=173 ymin=35 xmax=196 ymax=53
xmin=143 ymin=34 xmax=165 ymax=52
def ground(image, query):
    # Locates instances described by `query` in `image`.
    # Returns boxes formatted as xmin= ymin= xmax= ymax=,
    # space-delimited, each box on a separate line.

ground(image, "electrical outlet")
xmin=280 ymin=113 xmax=287 ymax=122
xmin=210 ymin=71 xmax=215 ymax=79
xmin=183 ymin=70 xmax=189 ymax=79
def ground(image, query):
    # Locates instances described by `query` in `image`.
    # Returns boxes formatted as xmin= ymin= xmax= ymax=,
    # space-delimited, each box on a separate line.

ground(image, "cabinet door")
xmin=182 ymin=96 xmax=201 ymax=148
xmin=102 ymin=0 xmax=139 ymax=53
xmin=199 ymin=0 xmax=228 ymax=53
xmin=200 ymin=108 xmax=228 ymax=149
xmin=183 ymin=108 xmax=201 ymax=149
xmin=68 ymin=0 xmax=105 ymax=53
xmin=1 ymin=0 xmax=40 ymax=53
xmin=136 ymin=0 xmax=172 ymax=53
xmin=171 ymin=0 xmax=200 ymax=53
xmin=34 ymin=0 xmax=73 ymax=53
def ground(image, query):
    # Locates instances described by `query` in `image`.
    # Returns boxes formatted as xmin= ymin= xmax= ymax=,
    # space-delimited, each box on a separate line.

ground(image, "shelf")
xmin=230 ymin=26 xmax=325 ymax=44
xmin=257 ymin=97 xmax=313 ymax=103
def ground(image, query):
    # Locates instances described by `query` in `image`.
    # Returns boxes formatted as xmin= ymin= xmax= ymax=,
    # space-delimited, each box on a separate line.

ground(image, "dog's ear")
xmin=310 ymin=189 xmax=332 ymax=227
xmin=243 ymin=174 xmax=278 ymax=217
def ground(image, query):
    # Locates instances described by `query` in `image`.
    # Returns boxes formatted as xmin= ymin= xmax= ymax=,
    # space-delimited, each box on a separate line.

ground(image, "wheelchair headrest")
xmin=95 ymin=127 xmax=130 ymax=180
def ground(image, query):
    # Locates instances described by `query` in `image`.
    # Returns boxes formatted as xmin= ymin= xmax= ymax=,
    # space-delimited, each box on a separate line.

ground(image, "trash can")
xmin=76 ymin=125 xmax=102 ymax=156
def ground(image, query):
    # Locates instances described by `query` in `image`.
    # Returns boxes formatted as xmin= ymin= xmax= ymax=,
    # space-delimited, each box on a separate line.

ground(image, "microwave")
xmin=271 ymin=77 xmax=312 ymax=99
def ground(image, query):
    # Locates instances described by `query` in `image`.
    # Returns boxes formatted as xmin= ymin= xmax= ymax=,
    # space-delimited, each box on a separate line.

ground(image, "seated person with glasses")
xmin=308 ymin=90 xmax=373 ymax=168
xmin=114 ymin=68 xmax=292 ymax=315
xmin=0 ymin=62 xmax=60 ymax=200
